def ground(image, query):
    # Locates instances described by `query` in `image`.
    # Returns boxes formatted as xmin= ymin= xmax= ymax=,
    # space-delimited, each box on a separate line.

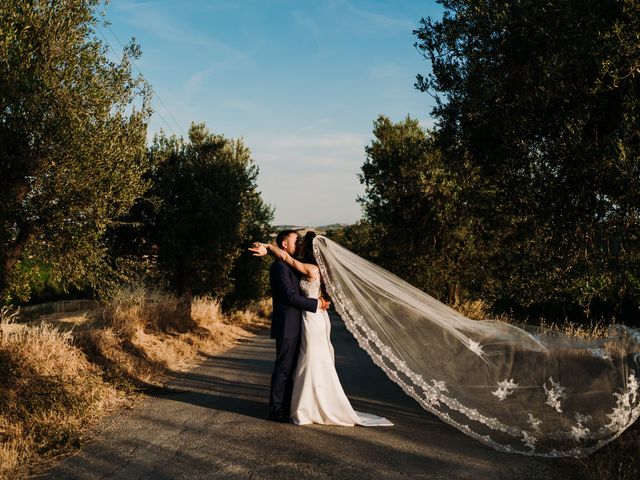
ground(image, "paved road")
xmin=42 ymin=314 xmax=585 ymax=480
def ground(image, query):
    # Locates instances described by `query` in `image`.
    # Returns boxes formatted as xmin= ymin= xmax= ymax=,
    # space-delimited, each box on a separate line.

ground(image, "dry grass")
xmin=72 ymin=289 xmax=271 ymax=389
xmin=0 ymin=289 xmax=271 ymax=480
xmin=453 ymin=299 xmax=639 ymax=478
xmin=452 ymin=299 xmax=493 ymax=320
xmin=535 ymin=318 xmax=614 ymax=339
xmin=0 ymin=320 xmax=123 ymax=479
xmin=579 ymin=429 xmax=640 ymax=480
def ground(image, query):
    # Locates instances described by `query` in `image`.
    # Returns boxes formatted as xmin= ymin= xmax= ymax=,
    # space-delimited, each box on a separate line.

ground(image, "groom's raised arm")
xmin=272 ymin=261 xmax=318 ymax=312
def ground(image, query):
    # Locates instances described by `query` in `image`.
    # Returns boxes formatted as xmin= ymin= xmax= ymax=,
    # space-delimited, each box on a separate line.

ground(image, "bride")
xmin=250 ymin=231 xmax=392 ymax=427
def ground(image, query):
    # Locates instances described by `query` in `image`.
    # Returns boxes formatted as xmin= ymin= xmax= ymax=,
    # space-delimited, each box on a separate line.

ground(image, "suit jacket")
xmin=269 ymin=259 xmax=318 ymax=339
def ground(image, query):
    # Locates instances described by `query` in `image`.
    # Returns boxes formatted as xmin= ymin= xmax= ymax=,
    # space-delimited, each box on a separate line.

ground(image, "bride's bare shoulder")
xmin=306 ymin=263 xmax=320 ymax=280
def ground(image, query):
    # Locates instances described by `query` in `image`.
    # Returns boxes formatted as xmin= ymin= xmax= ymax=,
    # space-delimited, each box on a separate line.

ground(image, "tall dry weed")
xmin=453 ymin=299 xmax=492 ymax=320
xmin=0 ymin=289 xmax=271 ymax=478
xmin=580 ymin=427 xmax=640 ymax=480
xmin=0 ymin=323 xmax=121 ymax=480
xmin=191 ymin=295 xmax=223 ymax=322
xmin=102 ymin=286 xmax=189 ymax=336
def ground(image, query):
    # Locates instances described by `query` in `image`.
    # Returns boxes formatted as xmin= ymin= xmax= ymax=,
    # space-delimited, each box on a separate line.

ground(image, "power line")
xmin=105 ymin=24 xmax=186 ymax=136
xmin=94 ymin=22 xmax=185 ymax=138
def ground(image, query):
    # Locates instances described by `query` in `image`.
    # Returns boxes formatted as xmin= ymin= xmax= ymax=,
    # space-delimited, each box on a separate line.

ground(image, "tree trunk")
xmin=448 ymin=282 xmax=461 ymax=306
xmin=0 ymin=228 xmax=34 ymax=302
xmin=175 ymin=260 xmax=196 ymax=330
xmin=0 ymin=178 xmax=35 ymax=302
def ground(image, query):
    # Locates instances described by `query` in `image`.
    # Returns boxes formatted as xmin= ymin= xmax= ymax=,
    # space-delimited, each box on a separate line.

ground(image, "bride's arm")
xmin=249 ymin=242 xmax=319 ymax=279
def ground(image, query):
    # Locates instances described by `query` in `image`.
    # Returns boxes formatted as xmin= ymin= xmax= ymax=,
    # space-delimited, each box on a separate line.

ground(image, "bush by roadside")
xmin=0 ymin=289 xmax=271 ymax=479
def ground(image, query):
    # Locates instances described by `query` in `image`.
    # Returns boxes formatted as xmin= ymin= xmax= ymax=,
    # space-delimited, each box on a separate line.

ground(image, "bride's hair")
xmin=301 ymin=231 xmax=330 ymax=299
xmin=300 ymin=231 xmax=317 ymax=265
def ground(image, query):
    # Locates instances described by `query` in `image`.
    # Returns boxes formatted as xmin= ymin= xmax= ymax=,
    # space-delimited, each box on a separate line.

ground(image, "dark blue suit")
xmin=269 ymin=259 xmax=318 ymax=416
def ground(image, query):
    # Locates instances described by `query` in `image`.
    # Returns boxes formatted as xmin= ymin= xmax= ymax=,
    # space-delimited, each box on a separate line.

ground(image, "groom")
xmin=268 ymin=229 xmax=329 ymax=422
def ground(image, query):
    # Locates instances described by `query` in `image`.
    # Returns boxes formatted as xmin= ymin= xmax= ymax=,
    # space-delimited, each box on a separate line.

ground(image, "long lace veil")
xmin=312 ymin=235 xmax=640 ymax=457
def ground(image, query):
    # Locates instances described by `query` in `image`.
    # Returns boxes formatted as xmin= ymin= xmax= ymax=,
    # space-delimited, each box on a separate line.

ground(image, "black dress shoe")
xmin=268 ymin=411 xmax=290 ymax=423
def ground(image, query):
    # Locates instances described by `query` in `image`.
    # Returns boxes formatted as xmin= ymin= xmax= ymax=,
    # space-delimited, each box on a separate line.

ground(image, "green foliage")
xmin=227 ymin=191 xmax=274 ymax=307
xmin=120 ymin=123 xmax=273 ymax=304
xmin=357 ymin=1 xmax=640 ymax=319
xmin=0 ymin=0 xmax=151 ymax=304
xmin=325 ymin=221 xmax=381 ymax=261
xmin=356 ymin=115 xmax=484 ymax=303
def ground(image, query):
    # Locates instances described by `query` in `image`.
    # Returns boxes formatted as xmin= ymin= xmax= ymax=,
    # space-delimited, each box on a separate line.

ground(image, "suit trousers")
xmin=269 ymin=336 xmax=301 ymax=415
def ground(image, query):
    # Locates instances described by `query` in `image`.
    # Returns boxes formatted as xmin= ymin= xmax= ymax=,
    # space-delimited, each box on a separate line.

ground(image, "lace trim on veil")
xmin=312 ymin=236 xmax=640 ymax=457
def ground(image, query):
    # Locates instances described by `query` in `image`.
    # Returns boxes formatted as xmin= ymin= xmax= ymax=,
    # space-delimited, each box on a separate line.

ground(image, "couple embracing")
xmin=250 ymin=230 xmax=392 ymax=427
xmin=249 ymin=229 xmax=640 ymax=456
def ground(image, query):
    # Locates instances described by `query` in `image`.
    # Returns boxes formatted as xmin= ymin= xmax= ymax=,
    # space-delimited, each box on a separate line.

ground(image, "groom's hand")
xmin=319 ymin=297 xmax=330 ymax=310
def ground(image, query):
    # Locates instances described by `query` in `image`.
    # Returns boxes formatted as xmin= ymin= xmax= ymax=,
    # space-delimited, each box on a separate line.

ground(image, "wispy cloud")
xmin=369 ymin=62 xmax=405 ymax=80
xmin=184 ymin=69 xmax=208 ymax=97
xmin=183 ymin=55 xmax=254 ymax=100
xmin=219 ymin=96 xmax=267 ymax=114
xmin=345 ymin=2 xmax=415 ymax=32
xmin=113 ymin=1 xmax=256 ymax=103
xmin=326 ymin=0 xmax=415 ymax=35
xmin=290 ymin=10 xmax=328 ymax=59
xmin=250 ymin=131 xmax=367 ymax=173
xmin=258 ymin=168 xmax=365 ymax=225
xmin=247 ymin=130 xmax=367 ymax=224
xmin=115 ymin=1 xmax=254 ymax=63
xmin=116 ymin=0 xmax=245 ymax=15
xmin=265 ymin=132 xmax=367 ymax=150
xmin=290 ymin=0 xmax=416 ymax=48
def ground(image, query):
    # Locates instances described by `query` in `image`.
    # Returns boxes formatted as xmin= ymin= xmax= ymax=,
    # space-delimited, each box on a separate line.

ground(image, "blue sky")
xmin=103 ymin=0 xmax=442 ymax=225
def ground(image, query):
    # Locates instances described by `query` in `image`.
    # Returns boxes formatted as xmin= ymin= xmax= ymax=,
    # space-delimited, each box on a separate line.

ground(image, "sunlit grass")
xmin=0 ymin=290 xmax=271 ymax=479
xmin=0 ymin=319 xmax=122 ymax=479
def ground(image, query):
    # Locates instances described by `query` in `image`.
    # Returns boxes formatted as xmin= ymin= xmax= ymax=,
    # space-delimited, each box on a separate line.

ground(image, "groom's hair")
xmin=276 ymin=229 xmax=298 ymax=248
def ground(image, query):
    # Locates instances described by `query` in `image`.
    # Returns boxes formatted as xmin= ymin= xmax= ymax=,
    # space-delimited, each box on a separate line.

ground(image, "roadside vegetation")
xmin=0 ymin=291 xmax=270 ymax=480
xmin=326 ymin=4 xmax=639 ymax=476
xmin=1 ymin=4 xmax=273 ymax=476
xmin=0 ymin=2 xmax=274 ymax=477
xmin=2 ymin=0 xmax=638 ymax=479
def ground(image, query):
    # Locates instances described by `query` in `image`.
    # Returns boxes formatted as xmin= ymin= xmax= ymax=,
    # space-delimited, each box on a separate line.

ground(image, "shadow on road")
xmin=42 ymin=313 xmax=586 ymax=480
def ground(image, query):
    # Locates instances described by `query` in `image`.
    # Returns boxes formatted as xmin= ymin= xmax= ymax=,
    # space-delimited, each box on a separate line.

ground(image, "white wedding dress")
xmin=289 ymin=276 xmax=393 ymax=426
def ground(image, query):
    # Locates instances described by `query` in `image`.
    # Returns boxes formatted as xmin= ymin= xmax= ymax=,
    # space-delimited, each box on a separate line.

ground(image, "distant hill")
xmin=272 ymin=223 xmax=351 ymax=235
